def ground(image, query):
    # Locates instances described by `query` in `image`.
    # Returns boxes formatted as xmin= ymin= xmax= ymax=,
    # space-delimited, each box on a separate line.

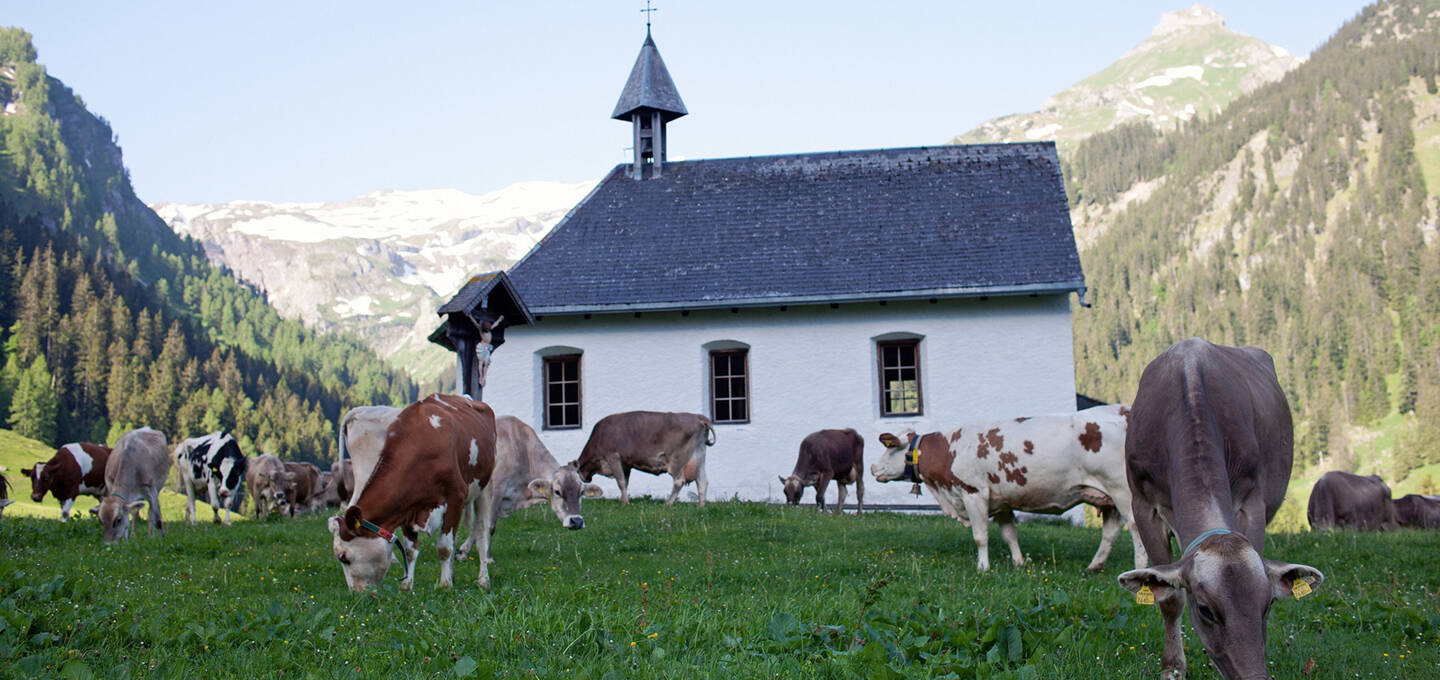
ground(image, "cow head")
xmin=22 ymin=463 xmax=49 ymax=501
xmin=870 ymin=431 xmax=917 ymax=483
xmin=779 ymin=476 xmax=806 ymax=505
xmin=572 ymin=455 xmax=604 ymax=484
xmin=95 ymin=496 xmax=148 ymax=543
xmin=329 ymin=514 xmax=397 ymax=592
xmin=1118 ymin=532 xmax=1323 ymax=680
xmin=526 ymin=465 xmax=601 ymax=530
xmin=0 ymin=472 xmax=12 ymax=517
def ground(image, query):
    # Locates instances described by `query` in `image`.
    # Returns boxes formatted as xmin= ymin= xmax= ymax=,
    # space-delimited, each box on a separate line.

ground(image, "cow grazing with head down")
xmin=573 ymin=411 xmax=715 ymax=506
xmin=329 ymin=394 xmax=497 ymax=591
xmin=283 ymin=461 xmax=321 ymax=516
xmin=173 ymin=432 xmax=248 ymax=526
xmin=456 ymin=416 xmax=603 ymax=562
xmin=94 ymin=427 xmax=170 ymax=543
xmin=1118 ymin=338 xmax=1323 ymax=680
xmin=873 ymin=405 xmax=1143 ymax=573
xmin=315 ymin=471 xmax=340 ymax=509
xmin=781 ymin=428 xmax=864 ymax=514
xmin=246 ymin=454 xmax=293 ymax=518
xmin=1306 ymin=470 xmax=1397 ymax=531
xmin=1395 ymin=494 xmax=1440 ymax=529
xmin=21 ymin=442 xmax=111 ymax=521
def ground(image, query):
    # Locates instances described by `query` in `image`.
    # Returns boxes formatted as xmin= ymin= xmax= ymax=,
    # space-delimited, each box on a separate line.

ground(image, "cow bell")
xmin=909 ymin=483 xmax=922 ymax=496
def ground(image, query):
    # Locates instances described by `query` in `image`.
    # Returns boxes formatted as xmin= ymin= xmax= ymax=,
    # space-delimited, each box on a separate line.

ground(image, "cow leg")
xmin=207 ymin=479 xmax=224 ymax=524
xmin=835 ymin=482 xmax=848 ymax=515
xmin=1107 ymin=486 xmax=1150 ymax=569
xmin=814 ymin=473 xmax=832 ymax=512
xmin=1086 ymin=506 xmax=1122 ymax=572
xmin=854 ymin=466 xmax=864 ymax=515
xmin=1158 ymin=592 xmax=1187 ymax=680
xmin=148 ymin=491 xmax=165 ymax=537
xmin=60 ymin=497 xmax=74 ymax=522
xmin=696 ymin=456 xmax=709 ymax=508
xmin=474 ymin=484 xmax=495 ymax=589
xmin=398 ymin=530 xmax=419 ymax=591
xmin=609 ymin=454 xmax=630 ymax=505
xmin=455 ymin=498 xmax=477 ymax=561
xmin=437 ymin=529 xmax=456 ymax=589
xmin=960 ymin=493 xmax=993 ymax=572
xmin=995 ymin=510 xmax=1026 ymax=568
xmin=183 ymin=486 xmax=198 ymax=525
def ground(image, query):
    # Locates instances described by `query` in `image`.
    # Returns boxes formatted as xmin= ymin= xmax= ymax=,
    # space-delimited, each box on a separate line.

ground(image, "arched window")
xmin=703 ymin=340 xmax=750 ymax=424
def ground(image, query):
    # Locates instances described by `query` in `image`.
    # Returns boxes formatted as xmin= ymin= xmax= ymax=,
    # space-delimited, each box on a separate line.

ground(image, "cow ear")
xmin=327 ymin=515 xmax=342 ymax=536
xmin=343 ymin=506 xmax=364 ymax=533
xmin=126 ymin=500 xmax=147 ymax=512
xmin=582 ymin=483 xmax=603 ymax=499
xmin=21 ymin=467 xmax=33 ymax=478
xmin=878 ymin=433 xmax=900 ymax=448
xmin=526 ymin=478 xmax=551 ymax=499
xmin=1266 ymin=560 xmax=1324 ymax=600
xmin=89 ymin=505 xmax=100 ymax=516
xmin=1118 ymin=563 xmax=1186 ymax=603
xmin=778 ymin=475 xmax=787 ymax=485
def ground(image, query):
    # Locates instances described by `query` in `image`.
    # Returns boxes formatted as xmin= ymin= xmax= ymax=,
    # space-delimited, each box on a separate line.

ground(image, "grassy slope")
xmin=1 ymin=429 xmax=238 ymax=523
xmin=1 ymin=498 xmax=1436 ymax=679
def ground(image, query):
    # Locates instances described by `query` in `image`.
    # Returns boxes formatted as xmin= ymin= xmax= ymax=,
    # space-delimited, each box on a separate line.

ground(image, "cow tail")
xmin=338 ymin=410 xmax=351 ymax=462
xmin=703 ymin=419 xmax=716 ymax=447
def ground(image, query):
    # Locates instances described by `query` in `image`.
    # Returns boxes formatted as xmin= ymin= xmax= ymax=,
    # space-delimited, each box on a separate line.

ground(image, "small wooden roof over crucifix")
xmin=428 ymin=270 xmax=534 ymax=352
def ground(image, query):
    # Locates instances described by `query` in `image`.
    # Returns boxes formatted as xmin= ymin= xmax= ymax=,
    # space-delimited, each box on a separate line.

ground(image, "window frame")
xmin=542 ymin=353 xmax=583 ymax=430
xmin=709 ymin=348 xmax=751 ymax=424
xmin=876 ymin=339 xmax=923 ymax=417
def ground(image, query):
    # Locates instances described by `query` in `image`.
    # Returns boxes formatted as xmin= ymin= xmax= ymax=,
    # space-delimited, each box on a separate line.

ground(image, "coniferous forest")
xmin=0 ymin=28 xmax=414 ymax=463
xmin=1067 ymin=0 xmax=1440 ymax=482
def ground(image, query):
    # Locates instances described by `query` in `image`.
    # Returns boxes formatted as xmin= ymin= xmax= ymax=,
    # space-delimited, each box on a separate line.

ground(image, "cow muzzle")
xmin=565 ymin=515 xmax=585 ymax=530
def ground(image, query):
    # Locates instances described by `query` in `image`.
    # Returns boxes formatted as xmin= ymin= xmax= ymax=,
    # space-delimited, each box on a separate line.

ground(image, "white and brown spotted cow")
xmin=1118 ymin=338 xmax=1322 ymax=680
xmin=781 ymin=428 xmax=864 ymax=514
xmin=873 ymin=405 xmax=1144 ymax=573
xmin=173 ymin=432 xmax=248 ymax=526
xmin=329 ymin=394 xmax=497 ymax=591
xmin=94 ymin=427 xmax=170 ymax=543
xmin=457 ymin=416 xmax=603 ymax=562
xmin=573 ymin=411 xmax=715 ymax=506
xmin=22 ymin=442 xmax=111 ymax=521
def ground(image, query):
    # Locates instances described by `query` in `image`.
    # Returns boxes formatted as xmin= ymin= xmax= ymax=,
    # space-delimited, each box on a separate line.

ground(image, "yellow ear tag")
xmin=1136 ymin=585 xmax=1155 ymax=606
xmin=1291 ymin=577 xmax=1312 ymax=599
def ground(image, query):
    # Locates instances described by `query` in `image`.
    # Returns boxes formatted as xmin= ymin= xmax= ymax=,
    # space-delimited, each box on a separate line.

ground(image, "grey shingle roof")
xmin=611 ymin=31 xmax=687 ymax=122
xmin=509 ymin=143 xmax=1085 ymax=314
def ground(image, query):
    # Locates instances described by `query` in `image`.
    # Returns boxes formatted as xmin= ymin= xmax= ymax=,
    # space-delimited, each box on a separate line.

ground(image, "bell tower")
xmin=611 ymin=23 xmax=687 ymax=179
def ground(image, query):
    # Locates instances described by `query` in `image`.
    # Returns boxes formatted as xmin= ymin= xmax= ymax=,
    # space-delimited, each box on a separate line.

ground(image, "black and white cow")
xmin=173 ymin=432 xmax=248 ymax=525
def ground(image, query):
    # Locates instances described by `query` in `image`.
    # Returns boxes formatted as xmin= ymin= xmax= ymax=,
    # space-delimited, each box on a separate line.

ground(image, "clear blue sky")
xmin=2 ymin=1 xmax=1367 ymax=204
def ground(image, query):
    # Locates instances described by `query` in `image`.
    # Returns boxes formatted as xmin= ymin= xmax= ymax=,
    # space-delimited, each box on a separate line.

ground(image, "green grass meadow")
xmin=2 ymin=495 xmax=1437 ymax=680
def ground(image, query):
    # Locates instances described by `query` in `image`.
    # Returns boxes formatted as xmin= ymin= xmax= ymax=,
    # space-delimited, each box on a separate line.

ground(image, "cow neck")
xmin=350 ymin=457 xmax=417 ymax=533
xmin=1166 ymin=433 xmax=1238 ymax=544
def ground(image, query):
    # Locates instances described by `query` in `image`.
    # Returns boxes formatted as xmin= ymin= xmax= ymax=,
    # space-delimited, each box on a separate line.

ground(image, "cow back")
xmin=107 ymin=428 xmax=171 ymax=497
xmin=1126 ymin=338 xmax=1293 ymax=528
xmin=1307 ymin=471 xmax=1396 ymax=530
xmin=285 ymin=462 xmax=321 ymax=506
xmin=794 ymin=429 xmax=863 ymax=481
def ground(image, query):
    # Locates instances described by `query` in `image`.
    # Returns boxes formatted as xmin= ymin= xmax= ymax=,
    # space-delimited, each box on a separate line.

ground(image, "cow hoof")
xmin=399 ymin=579 xmax=413 ymax=592
xmin=1161 ymin=669 xmax=1184 ymax=680
xmin=438 ymin=579 xmax=454 ymax=590
xmin=1085 ymin=563 xmax=1104 ymax=573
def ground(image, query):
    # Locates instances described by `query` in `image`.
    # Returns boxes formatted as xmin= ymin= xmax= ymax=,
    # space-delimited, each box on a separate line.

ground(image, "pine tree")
xmin=8 ymin=354 xmax=58 ymax=445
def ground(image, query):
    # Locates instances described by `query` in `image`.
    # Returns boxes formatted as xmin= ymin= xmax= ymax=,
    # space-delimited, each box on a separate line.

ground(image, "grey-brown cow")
xmin=1307 ymin=470 xmax=1397 ymax=531
xmin=1118 ymin=338 xmax=1322 ymax=680
xmin=93 ymin=427 xmax=170 ymax=543
xmin=1395 ymin=494 xmax=1440 ymax=529
xmin=573 ymin=411 xmax=715 ymax=506
xmin=780 ymin=428 xmax=863 ymax=514
xmin=247 ymin=454 xmax=294 ymax=519
xmin=284 ymin=461 xmax=321 ymax=516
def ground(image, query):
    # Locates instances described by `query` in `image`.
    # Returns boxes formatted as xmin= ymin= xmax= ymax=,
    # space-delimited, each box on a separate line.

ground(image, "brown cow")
xmin=780 ymin=428 xmax=864 ymax=514
xmin=94 ymin=427 xmax=170 ymax=543
xmin=573 ymin=411 xmax=715 ymax=506
xmin=1118 ymin=338 xmax=1323 ymax=680
xmin=329 ymin=394 xmax=497 ymax=591
xmin=1307 ymin=470 xmax=1397 ymax=530
xmin=1395 ymin=494 xmax=1440 ymax=529
xmin=246 ymin=454 xmax=294 ymax=518
xmin=284 ymin=461 xmax=321 ymax=517
xmin=21 ymin=442 xmax=111 ymax=521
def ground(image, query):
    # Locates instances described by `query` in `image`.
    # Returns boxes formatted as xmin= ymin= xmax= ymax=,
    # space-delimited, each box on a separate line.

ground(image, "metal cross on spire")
xmin=641 ymin=1 xmax=657 ymax=32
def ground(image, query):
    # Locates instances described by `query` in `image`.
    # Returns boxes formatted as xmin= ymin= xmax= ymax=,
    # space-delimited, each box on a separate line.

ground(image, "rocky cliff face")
xmin=152 ymin=181 xmax=595 ymax=382
xmin=953 ymin=4 xmax=1301 ymax=154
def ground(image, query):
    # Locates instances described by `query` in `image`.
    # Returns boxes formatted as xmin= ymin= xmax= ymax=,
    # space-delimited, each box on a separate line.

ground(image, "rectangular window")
xmin=877 ymin=340 xmax=922 ymax=416
xmin=543 ymin=354 xmax=582 ymax=429
xmin=710 ymin=349 xmax=749 ymax=424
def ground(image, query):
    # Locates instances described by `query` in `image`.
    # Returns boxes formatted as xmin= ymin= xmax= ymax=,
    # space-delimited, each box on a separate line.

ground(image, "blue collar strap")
xmin=1183 ymin=528 xmax=1231 ymax=556
xmin=903 ymin=435 xmax=922 ymax=483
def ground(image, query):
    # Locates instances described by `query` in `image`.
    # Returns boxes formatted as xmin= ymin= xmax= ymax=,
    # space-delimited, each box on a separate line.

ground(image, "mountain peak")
xmin=1151 ymin=4 xmax=1226 ymax=39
